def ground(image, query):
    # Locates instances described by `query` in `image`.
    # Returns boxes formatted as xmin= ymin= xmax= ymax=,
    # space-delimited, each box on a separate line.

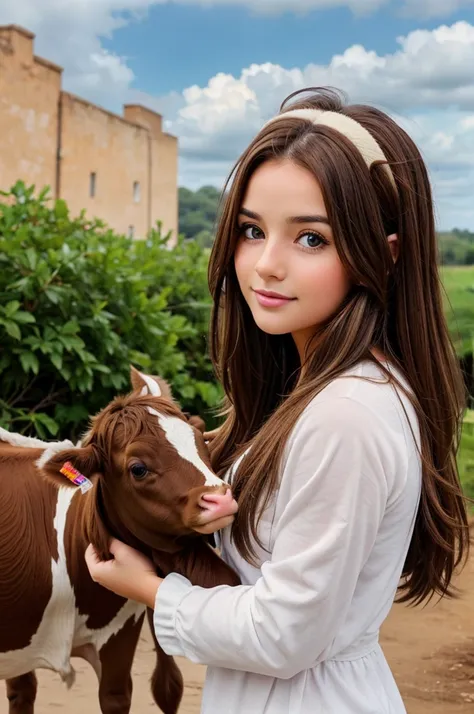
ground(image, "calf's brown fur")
xmin=0 ymin=368 xmax=239 ymax=714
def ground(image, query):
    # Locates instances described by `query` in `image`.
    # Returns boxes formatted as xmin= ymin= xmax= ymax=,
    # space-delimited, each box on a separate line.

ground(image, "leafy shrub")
xmin=0 ymin=182 xmax=220 ymax=441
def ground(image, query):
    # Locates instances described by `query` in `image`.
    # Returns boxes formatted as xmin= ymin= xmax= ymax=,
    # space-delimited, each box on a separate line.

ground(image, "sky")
xmin=1 ymin=0 xmax=474 ymax=230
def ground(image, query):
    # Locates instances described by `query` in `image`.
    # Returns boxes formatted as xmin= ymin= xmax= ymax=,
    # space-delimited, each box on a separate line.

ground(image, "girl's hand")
xmin=85 ymin=538 xmax=162 ymax=609
xmin=203 ymin=426 xmax=221 ymax=442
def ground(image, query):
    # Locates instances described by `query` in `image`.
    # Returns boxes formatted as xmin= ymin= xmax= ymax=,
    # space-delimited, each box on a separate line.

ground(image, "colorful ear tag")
xmin=60 ymin=461 xmax=93 ymax=494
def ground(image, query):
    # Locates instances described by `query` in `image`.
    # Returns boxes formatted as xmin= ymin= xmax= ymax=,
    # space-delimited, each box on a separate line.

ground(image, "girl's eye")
xmin=297 ymin=232 xmax=327 ymax=249
xmin=130 ymin=463 xmax=148 ymax=480
xmin=240 ymin=224 xmax=264 ymax=241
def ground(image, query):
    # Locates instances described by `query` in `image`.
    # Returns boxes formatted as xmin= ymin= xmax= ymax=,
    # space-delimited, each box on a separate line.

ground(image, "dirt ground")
xmin=6 ymin=549 xmax=474 ymax=714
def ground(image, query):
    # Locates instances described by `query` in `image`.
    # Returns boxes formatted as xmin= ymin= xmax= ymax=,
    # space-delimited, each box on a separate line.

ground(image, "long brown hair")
xmin=207 ymin=86 xmax=469 ymax=605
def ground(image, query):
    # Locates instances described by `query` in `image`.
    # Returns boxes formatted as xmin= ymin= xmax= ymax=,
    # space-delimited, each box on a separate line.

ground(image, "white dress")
xmin=154 ymin=361 xmax=422 ymax=713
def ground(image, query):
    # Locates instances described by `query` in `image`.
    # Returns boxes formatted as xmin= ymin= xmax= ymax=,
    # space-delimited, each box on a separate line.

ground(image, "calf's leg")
xmin=98 ymin=612 xmax=144 ymax=714
xmin=146 ymin=607 xmax=183 ymax=714
xmin=6 ymin=671 xmax=38 ymax=714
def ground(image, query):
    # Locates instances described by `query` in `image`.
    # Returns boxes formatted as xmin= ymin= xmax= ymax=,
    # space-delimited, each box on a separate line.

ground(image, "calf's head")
xmin=41 ymin=367 xmax=237 ymax=558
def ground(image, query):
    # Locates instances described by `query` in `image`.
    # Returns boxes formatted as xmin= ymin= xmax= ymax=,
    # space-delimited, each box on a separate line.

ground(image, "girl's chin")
xmin=251 ymin=315 xmax=306 ymax=337
xmin=254 ymin=321 xmax=292 ymax=336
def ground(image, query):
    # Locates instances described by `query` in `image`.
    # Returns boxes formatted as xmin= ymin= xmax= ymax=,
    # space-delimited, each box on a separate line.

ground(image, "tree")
xmin=178 ymin=186 xmax=221 ymax=240
xmin=465 ymin=249 xmax=474 ymax=266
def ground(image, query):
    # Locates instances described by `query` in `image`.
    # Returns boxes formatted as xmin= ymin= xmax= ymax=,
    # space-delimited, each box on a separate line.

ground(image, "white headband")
xmin=263 ymin=108 xmax=396 ymax=189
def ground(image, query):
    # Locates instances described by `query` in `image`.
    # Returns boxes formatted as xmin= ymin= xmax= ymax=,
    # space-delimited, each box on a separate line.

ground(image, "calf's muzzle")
xmin=186 ymin=483 xmax=238 ymax=534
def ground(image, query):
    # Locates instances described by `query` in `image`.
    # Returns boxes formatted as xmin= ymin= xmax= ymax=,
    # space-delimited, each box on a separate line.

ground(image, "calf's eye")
xmin=130 ymin=463 xmax=148 ymax=480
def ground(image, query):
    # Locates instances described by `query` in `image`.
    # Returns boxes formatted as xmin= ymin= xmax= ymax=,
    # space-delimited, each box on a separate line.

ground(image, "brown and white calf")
xmin=0 ymin=367 xmax=239 ymax=714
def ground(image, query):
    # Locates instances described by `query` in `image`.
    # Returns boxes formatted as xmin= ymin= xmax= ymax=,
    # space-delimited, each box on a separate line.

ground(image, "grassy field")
xmin=460 ymin=414 xmax=474 ymax=501
xmin=441 ymin=265 xmax=474 ymax=357
xmin=441 ymin=266 xmax=474 ymax=500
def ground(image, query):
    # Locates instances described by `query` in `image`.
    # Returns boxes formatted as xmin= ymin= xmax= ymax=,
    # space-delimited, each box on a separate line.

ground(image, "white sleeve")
xmin=153 ymin=397 xmax=394 ymax=679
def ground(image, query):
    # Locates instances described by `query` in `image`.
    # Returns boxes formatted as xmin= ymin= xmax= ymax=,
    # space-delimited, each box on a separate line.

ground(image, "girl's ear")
xmin=387 ymin=233 xmax=399 ymax=263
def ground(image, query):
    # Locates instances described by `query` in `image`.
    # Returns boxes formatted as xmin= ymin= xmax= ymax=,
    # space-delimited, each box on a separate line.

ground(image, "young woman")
xmin=85 ymin=87 xmax=470 ymax=713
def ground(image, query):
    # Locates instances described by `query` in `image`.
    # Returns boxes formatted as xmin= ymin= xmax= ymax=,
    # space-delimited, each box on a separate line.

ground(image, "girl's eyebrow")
xmin=239 ymin=207 xmax=330 ymax=225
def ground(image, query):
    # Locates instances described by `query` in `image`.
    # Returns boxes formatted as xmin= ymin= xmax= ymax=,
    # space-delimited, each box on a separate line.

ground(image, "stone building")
xmin=0 ymin=25 xmax=178 ymax=241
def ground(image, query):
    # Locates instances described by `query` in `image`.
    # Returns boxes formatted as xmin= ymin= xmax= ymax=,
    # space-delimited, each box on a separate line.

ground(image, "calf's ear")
xmin=130 ymin=365 xmax=173 ymax=401
xmin=187 ymin=415 xmax=206 ymax=433
xmin=39 ymin=444 xmax=113 ymax=561
xmin=39 ymin=444 xmax=101 ymax=491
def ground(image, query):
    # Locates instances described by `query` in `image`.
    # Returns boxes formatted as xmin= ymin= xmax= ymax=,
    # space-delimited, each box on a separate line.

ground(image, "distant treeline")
xmin=179 ymin=187 xmax=474 ymax=265
xmin=179 ymin=186 xmax=221 ymax=249
xmin=438 ymin=230 xmax=474 ymax=266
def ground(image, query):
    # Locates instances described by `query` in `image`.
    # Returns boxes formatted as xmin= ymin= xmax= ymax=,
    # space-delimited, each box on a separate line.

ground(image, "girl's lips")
xmin=253 ymin=290 xmax=296 ymax=308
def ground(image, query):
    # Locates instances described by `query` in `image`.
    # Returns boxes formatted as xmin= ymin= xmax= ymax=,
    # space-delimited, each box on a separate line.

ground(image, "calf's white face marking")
xmin=146 ymin=407 xmax=224 ymax=488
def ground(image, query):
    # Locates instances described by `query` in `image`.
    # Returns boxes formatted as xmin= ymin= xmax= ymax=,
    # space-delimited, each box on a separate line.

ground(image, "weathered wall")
xmin=0 ymin=25 xmax=178 ymax=241
xmin=151 ymin=132 xmax=179 ymax=242
xmin=124 ymin=105 xmax=178 ymax=241
xmin=0 ymin=25 xmax=61 ymax=196
xmin=60 ymin=93 xmax=150 ymax=238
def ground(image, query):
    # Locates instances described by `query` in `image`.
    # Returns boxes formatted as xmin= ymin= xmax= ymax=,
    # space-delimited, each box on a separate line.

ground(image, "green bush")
xmin=0 ymin=182 xmax=220 ymax=441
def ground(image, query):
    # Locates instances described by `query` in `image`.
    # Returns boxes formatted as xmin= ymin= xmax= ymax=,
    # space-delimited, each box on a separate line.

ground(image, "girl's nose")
xmin=255 ymin=242 xmax=286 ymax=282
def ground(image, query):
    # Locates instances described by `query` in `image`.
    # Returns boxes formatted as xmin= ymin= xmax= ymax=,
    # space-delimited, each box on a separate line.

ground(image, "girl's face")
xmin=234 ymin=158 xmax=351 ymax=359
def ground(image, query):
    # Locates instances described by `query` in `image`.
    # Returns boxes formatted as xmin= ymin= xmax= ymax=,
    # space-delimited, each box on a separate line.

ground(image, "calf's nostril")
xmin=200 ymin=489 xmax=231 ymax=508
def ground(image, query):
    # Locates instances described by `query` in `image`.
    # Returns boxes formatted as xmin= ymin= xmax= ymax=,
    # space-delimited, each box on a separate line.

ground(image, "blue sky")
xmin=1 ymin=0 xmax=474 ymax=229
xmin=106 ymin=4 xmax=474 ymax=95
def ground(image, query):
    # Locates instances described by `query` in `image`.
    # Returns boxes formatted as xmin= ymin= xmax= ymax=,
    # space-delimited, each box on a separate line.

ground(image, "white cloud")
xmin=394 ymin=112 xmax=474 ymax=229
xmin=401 ymin=0 xmax=474 ymax=18
xmin=159 ymin=21 xmax=474 ymax=161
xmin=1 ymin=0 xmax=474 ymax=109
xmin=0 ymin=0 xmax=154 ymax=106
xmin=0 ymin=0 xmax=378 ymax=114
xmin=186 ymin=0 xmax=474 ymax=14
xmin=143 ymin=21 xmax=474 ymax=228
xmin=306 ymin=22 xmax=474 ymax=112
